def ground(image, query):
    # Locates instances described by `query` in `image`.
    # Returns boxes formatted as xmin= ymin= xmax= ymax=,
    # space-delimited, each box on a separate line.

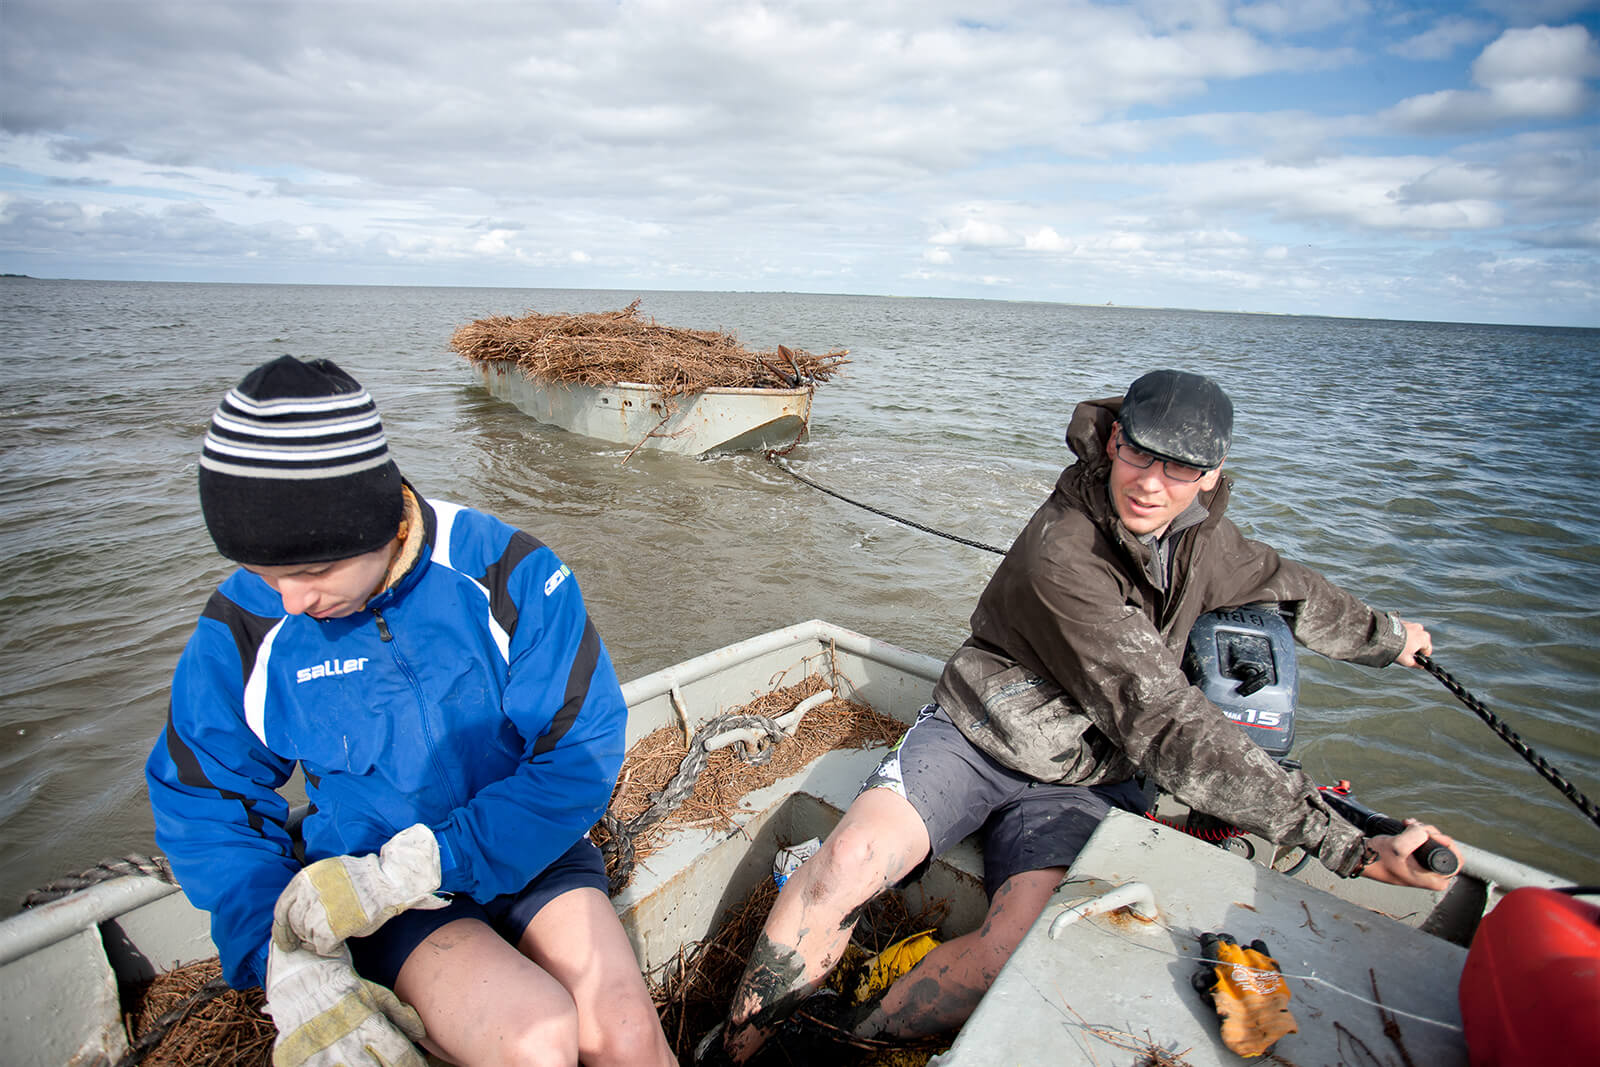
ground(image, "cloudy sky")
xmin=3 ymin=1 xmax=1597 ymax=327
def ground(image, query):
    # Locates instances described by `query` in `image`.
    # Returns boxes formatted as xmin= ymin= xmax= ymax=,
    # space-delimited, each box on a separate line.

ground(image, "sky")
xmin=2 ymin=0 xmax=1597 ymax=327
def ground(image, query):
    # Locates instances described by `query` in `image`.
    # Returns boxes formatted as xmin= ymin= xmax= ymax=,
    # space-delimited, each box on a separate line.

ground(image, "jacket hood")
xmin=1065 ymin=395 xmax=1122 ymax=471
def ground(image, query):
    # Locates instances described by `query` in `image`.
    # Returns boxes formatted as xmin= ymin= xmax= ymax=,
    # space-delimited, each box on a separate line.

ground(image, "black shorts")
xmin=347 ymin=833 xmax=609 ymax=989
xmin=860 ymin=704 xmax=1145 ymax=897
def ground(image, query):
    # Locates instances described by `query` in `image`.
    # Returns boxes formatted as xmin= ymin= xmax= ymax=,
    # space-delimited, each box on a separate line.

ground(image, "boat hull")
xmin=0 ymin=621 xmax=1579 ymax=1066
xmin=473 ymin=362 xmax=813 ymax=456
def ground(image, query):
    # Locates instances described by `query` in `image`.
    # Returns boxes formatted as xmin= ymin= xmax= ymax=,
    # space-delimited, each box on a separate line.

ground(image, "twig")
xmin=1371 ymin=969 xmax=1416 ymax=1067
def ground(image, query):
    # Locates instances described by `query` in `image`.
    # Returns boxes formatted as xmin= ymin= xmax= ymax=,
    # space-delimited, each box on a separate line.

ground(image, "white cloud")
xmin=930 ymin=218 xmax=1015 ymax=248
xmin=1384 ymin=24 xmax=1599 ymax=131
xmin=1233 ymin=0 xmax=1370 ymax=35
xmin=1387 ymin=16 xmax=1497 ymax=61
xmin=1024 ymin=227 xmax=1072 ymax=252
xmin=0 ymin=0 xmax=1593 ymax=324
xmin=1475 ymin=22 xmax=1600 ymax=82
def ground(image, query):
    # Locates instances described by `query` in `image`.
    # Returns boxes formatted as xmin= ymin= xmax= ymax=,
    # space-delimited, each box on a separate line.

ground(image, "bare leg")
xmin=852 ymin=866 xmax=1064 ymax=1041
xmin=518 ymin=887 xmax=676 ymax=1067
xmin=723 ymin=787 xmax=931 ymax=1063
xmin=393 ymin=917 xmax=579 ymax=1067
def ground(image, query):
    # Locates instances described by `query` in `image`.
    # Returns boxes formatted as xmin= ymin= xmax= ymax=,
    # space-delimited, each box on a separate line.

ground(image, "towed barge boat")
xmin=473 ymin=361 xmax=814 ymax=457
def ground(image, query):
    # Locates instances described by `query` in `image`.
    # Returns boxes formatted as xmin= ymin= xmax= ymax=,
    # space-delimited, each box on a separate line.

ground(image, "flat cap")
xmin=1119 ymin=369 xmax=1232 ymax=469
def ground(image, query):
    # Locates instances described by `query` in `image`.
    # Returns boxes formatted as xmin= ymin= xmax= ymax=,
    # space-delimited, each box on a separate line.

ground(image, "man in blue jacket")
xmin=147 ymin=356 xmax=673 ymax=1067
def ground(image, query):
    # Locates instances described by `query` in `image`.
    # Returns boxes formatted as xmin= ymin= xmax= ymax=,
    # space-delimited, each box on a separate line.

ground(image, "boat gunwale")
xmin=479 ymin=363 xmax=816 ymax=399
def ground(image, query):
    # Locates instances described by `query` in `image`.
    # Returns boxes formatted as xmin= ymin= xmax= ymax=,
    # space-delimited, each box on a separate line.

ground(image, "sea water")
xmin=1 ymin=278 xmax=1596 ymax=911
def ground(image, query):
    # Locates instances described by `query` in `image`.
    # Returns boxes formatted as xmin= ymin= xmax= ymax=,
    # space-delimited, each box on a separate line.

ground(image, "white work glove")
xmin=273 ymin=823 xmax=448 ymax=956
xmin=264 ymin=940 xmax=427 ymax=1067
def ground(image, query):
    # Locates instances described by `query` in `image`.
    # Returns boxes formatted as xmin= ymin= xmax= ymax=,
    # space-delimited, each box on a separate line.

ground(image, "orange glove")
xmin=1192 ymin=932 xmax=1298 ymax=1057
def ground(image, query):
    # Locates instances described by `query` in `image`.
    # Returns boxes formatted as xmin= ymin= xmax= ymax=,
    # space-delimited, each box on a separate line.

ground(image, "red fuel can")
xmin=1458 ymin=886 xmax=1600 ymax=1066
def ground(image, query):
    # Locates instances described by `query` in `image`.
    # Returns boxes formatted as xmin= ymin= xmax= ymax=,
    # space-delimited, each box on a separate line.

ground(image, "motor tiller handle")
xmin=1322 ymin=789 xmax=1460 ymax=877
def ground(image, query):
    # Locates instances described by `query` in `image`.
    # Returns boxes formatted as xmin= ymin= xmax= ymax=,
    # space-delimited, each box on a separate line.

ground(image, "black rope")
xmin=1416 ymin=653 xmax=1600 ymax=830
xmin=767 ymin=456 xmax=1007 ymax=555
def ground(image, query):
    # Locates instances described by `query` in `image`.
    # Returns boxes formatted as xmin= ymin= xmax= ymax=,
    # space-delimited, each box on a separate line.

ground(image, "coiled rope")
xmin=20 ymin=854 xmax=175 ymax=909
xmin=600 ymin=711 xmax=788 ymax=893
xmin=1416 ymin=653 xmax=1600 ymax=829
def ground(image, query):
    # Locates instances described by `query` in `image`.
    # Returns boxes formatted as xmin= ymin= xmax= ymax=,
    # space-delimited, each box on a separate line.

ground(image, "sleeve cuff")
xmin=1317 ymin=815 xmax=1370 ymax=877
xmin=245 ymin=940 xmax=271 ymax=989
xmin=435 ymin=828 xmax=466 ymax=892
xmin=1378 ymin=610 xmax=1409 ymax=665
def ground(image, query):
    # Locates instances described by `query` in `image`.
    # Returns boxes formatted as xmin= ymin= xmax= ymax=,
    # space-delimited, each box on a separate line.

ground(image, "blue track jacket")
xmin=146 ymin=494 xmax=627 ymax=988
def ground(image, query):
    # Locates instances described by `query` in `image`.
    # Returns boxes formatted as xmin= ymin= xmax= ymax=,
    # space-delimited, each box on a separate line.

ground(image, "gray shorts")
xmin=860 ymin=704 xmax=1145 ymax=897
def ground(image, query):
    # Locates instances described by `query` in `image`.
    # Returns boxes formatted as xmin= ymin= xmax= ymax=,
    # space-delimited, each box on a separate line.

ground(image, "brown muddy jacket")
xmin=932 ymin=396 xmax=1407 ymax=876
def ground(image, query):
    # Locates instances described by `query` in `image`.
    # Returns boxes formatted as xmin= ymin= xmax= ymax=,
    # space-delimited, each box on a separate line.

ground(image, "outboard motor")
xmin=1182 ymin=604 xmax=1298 ymax=761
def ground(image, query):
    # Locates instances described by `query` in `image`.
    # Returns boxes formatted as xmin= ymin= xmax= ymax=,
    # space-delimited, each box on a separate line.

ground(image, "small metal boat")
xmin=473 ymin=361 xmax=813 ymax=456
xmin=0 ymin=621 xmax=1580 ymax=1065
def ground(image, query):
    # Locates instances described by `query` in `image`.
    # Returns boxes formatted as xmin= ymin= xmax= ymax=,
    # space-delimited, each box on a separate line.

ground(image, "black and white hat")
xmin=198 ymin=356 xmax=403 ymax=565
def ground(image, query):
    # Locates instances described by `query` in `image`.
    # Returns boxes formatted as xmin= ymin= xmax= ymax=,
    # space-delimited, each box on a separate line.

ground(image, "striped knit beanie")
xmin=198 ymin=356 xmax=403 ymax=565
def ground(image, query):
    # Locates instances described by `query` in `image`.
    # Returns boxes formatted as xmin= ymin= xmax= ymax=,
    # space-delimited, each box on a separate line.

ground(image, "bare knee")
xmin=578 ymin=1000 xmax=670 ymax=1067
xmin=808 ymin=823 xmax=884 ymax=898
xmin=805 ymin=812 xmax=919 ymax=904
xmin=487 ymin=995 xmax=580 ymax=1067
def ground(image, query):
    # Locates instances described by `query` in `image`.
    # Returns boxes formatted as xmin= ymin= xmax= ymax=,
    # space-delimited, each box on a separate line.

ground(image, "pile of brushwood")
xmin=123 ymin=958 xmax=272 ymax=1066
xmin=450 ymin=300 xmax=850 ymax=399
xmin=592 ymin=673 xmax=904 ymax=893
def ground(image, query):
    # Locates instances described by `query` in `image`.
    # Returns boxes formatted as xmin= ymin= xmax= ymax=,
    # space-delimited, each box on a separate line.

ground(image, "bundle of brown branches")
xmin=647 ymin=872 xmax=948 ymax=1065
xmin=594 ymin=675 xmax=904 ymax=887
xmin=124 ymin=958 xmax=273 ymax=1066
xmin=450 ymin=300 xmax=850 ymax=398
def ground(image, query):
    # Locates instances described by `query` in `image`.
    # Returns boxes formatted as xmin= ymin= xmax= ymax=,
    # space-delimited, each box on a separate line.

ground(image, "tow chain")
xmin=600 ymin=711 xmax=787 ymax=893
xmin=1417 ymin=653 xmax=1600 ymax=829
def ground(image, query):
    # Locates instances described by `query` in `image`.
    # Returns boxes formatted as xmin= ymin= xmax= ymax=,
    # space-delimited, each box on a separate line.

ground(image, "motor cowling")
xmin=1182 ymin=604 xmax=1298 ymax=760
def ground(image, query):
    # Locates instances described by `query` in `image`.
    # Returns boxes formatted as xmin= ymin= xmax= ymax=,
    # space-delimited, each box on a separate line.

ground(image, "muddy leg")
xmin=722 ymin=788 xmax=930 ymax=1063
xmin=852 ymin=867 xmax=1064 ymax=1042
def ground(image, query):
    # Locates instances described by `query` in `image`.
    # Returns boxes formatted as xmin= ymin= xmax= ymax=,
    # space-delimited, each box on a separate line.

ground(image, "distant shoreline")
xmin=2 ymin=274 xmax=1594 ymax=332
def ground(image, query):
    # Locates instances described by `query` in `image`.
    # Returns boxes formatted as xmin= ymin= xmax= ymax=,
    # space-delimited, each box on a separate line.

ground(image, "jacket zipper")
xmin=372 ymin=607 xmax=462 ymax=810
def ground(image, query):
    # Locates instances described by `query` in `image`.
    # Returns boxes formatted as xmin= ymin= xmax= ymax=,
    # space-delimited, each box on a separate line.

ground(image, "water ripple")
xmin=1 ymin=279 xmax=1596 ymax=907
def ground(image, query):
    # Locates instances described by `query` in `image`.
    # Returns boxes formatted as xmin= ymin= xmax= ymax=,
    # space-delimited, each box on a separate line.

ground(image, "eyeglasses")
xmin=1112 ymin=433 xmax=1210 ymax=483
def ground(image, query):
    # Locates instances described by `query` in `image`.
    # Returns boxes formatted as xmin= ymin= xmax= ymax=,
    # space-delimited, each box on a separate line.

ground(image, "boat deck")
xmin=937 ymin=809 xmax=1469 ymax=1065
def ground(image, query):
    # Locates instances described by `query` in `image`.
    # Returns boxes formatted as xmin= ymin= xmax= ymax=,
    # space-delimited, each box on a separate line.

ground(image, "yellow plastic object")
xmin=854 ymin=929 xmax=941 ymax=1002
xmin=1205 ymin=939 xmax=1298 ymax=1057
